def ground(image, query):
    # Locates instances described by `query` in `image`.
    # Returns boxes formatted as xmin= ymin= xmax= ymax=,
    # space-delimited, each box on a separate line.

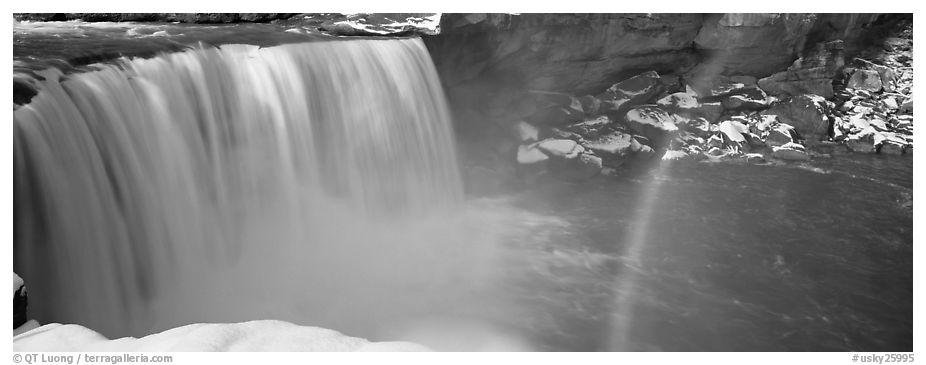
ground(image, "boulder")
xmin=565 ymin=115 xmax=613 ymax=137
xmin=583 ymin=130 xmax=634 ymax=157
xmin=721 ymin=87 xmax=771 ymax=111
xmin=761 ymin=95 xmax=832 ymax=140
xmin=844 ymin=127 xmax=879 ymax=153
xmin=765 ymin=124 xmax=796 ymax=147
xmin=536 ymin=138 xmax=585 ymax=159
xmin=758 ymin=73 xmax=834 ymax=99
xmin=517 ymin=144 xmax=550 ymax=165
xmin=597 ymin=71 xmax=664 ymax=114
xmin=852 ymin=58 xmax=897 ymax=92
xmin=577 ymin=153 xmax=603 ymax=174
xmin=656 ymin=91 xmax=699 ymax=110
xmin=718 ymin=120 xmax=748 ymax=146
xmin=624 ymin=105 xmax=680 ymax=150
xmin=845 ymin=69 xmax=883 ymax=92
xmin=656 ymin=92 xmax=724 ymax=122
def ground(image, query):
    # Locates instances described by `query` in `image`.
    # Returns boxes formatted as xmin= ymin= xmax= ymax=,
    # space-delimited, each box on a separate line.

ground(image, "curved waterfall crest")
xmin=14 ymin=37 xmax=464 ymax=336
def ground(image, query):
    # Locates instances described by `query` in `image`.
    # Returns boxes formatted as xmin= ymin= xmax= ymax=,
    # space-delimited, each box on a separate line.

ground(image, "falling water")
xmin=14 ymin=38 xmax=470 ymax=338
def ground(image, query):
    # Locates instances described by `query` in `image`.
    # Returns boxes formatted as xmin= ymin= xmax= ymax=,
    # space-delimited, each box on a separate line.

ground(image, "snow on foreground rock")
xmin=14 ymin=320 xmax=430 ymax=352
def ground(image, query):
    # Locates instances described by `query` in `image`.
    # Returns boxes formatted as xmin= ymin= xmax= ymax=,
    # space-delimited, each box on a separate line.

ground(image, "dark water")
xmin=487 ymin=156 xmax=912 ymax=351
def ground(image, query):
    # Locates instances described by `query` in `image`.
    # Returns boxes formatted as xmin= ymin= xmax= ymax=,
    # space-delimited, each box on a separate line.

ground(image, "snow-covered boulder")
xmin=14 ymin=320 xmax=430 ymax=352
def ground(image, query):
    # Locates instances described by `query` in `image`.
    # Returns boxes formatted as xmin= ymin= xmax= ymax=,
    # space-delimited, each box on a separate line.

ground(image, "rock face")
xmin=426 ymin=14 xmax=705 ymax=93
xmin=757 ymin=40 xmax=845 ymax=99
xmin=426 ymin=13 xmax=891 ymax=96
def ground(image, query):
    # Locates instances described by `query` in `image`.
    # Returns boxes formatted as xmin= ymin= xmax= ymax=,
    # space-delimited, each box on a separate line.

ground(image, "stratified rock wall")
xmin=425 ymin=13 xmax=892 ymax=95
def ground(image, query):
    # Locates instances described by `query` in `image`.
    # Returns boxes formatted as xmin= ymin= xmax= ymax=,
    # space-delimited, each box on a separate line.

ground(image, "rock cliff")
xmin=424 ymin=13 xmax=893 ymax=96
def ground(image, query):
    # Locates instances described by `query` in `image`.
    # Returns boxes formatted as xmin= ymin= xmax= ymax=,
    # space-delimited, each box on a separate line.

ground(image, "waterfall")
xmin=14 ymin=38 xmax=467 ymax=337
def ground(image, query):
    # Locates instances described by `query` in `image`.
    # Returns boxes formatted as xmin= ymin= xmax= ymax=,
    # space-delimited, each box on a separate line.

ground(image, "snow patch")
xmin=14 ymin=320 xmax=430 ymax=352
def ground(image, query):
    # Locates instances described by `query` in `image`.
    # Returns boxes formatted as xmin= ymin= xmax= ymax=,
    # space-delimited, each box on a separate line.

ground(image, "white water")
xmin=13 ymin=38 xmax=511 ymax=343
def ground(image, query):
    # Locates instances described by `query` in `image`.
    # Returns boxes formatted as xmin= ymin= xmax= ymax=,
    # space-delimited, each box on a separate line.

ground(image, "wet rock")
xmin=765 ymin=124 xmax=796 ymax=147
xmin=761 ymin=95 xmax=832 ymax=140
xmin=772 ymin=142 xmax=810 ymax=161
